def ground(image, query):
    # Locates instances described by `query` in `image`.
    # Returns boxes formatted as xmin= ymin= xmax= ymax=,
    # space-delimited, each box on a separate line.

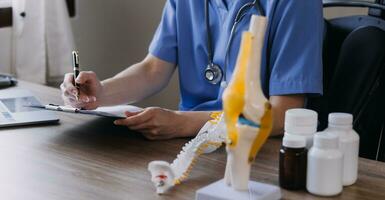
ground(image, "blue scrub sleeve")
xmin=149 ymin=0 xmax=178 ymax=64
xmin=268 ymin=0 xmax=323 ymax=96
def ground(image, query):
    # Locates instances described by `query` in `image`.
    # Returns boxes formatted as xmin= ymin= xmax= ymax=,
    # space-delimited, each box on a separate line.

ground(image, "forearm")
xmin=99 ymin=55 xmax=175 ymax=106
xmin=175 ymin=111 xmax=212 ymax=137
xmin=99 ymin=63 xmax=157 ymax=106
xmin=269 ymin=95 xmax=305 ymax=136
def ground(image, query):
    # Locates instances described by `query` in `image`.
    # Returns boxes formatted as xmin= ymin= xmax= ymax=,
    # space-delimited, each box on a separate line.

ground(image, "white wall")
xmin=325 ymin=7 xmax=368 ymax=19
xmin=324 ymin=0 xmax=374 ymax=18
xmin=71 ymin=0 xmax=180 ymax=109
xmin=71 ymin=0 xmax=165 ymax=79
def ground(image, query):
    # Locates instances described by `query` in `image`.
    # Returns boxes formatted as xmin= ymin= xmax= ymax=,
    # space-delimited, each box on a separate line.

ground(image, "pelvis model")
xmin=148 ymin=15 xmax=272 ymax=194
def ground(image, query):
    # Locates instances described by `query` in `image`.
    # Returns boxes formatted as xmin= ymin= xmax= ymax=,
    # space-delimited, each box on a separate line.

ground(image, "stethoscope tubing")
xmin=205 ymin=0 xmax=265 ymax=86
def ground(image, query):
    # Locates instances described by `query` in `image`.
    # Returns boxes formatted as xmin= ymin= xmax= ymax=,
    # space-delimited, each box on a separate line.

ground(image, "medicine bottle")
xmin=325 ymin=113 xmax=359 ymax=186
xmin=279 ymin=136 xmax=307 ymax=190
xmin=307 ymin=132 xmax=343 ymax=196
xmin=284 ymin=109 xmax=318 ymax=149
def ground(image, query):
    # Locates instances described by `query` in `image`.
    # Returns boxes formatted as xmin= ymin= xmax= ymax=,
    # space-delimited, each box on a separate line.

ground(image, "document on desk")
xmin=82 ymin=105 xmax=143 ymax=118
xmin=27 ymin=104 xmax=143 ymax=118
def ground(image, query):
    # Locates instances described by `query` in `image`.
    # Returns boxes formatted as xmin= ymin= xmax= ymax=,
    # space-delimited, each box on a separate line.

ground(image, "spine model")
xmin=148 ymin=112 xmax=226 ymax=194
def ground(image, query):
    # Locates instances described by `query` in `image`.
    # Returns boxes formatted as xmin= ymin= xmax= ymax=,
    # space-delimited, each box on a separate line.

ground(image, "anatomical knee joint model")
xmin=222 ymin=15 xmax=272 ymax=190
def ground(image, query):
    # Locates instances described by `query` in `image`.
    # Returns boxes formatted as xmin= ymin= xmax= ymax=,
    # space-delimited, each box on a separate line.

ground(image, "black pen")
xmin=72 ymin=51 xmax=80 ymax=100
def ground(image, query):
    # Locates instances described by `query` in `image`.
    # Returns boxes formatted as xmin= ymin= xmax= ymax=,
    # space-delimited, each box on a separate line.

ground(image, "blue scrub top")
xmin=149 ymin=0 xmax=323 ymax=111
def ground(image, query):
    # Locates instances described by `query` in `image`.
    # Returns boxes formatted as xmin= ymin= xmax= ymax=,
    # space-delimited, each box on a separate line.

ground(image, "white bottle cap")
xmin=285 ymin=109 xmax=318 ymax=134
xmin=328 ymin=113 xmax=353 ymax=126
xmin=283 ymin=135 xmax=306 ymax=148
xmin=314 ymin=132 xmax=339 ymax=149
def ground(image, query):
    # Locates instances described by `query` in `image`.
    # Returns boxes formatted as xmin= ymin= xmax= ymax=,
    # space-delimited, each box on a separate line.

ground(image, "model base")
xmin=196 ymin=179 xmax=281 ymax=200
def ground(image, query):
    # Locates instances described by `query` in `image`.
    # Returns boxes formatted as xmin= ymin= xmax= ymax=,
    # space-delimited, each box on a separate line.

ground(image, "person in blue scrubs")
xmin=61 ymin=0 xmax=323 ymax=140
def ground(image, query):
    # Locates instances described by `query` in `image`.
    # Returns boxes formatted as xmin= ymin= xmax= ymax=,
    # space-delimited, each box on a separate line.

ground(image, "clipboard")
xmin=27 ymin=104 xmax=143 ymax=119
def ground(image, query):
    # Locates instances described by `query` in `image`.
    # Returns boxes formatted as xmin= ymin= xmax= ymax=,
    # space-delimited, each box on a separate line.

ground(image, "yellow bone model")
xmin=223 ymin=15 xmax=272 ymax=190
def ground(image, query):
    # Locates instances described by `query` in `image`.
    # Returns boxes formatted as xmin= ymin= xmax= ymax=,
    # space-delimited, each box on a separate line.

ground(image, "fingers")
xmin=142 ymin=129 xmax=173 ymax=140
xmin=124 ymin=111 xmax=140 ymax=118
xmin=142 ymin=132 xmax=160 ymax=140
xmin=118 ymin=111 xmax=155 ymax=131
xmin=62 ymin=90 xmax=98 ymax=110
xmin=113 ymin=107 xmax=175 ymax=140
xmin=114 ymin=109 xmax=161 ymax=139
xmin=61 ymin=82 xmax=78 ymax=107
xmin=114 ymin=109 xmax=153 ymax=126
xmin=64 ymin=100 xmax=98 ymax=110
xmin=77 ymin=94 xmax=97 ymax=103
xmin=81 ymin=101 xmax=99 ymax=110
xmin=62 ymin=73 xmax=78 ymax=96
xmin=75 ymin=71 xmax=97 ymax=85
xmin=62 ymin=84 xmax=96 ymax=106
xmin=128 ymin=120 xmax=154 ymax=131
xmin=61 ymin=72 xmax=99 ymax=109
xmin=63 ymin=73 xmax=75 ymax=85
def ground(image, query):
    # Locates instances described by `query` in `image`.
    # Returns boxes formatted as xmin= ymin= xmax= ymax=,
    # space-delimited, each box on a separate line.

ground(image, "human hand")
xmin=113 ymin=107 xmax=209 ymax=140
xmin=60 ymin=71 xmax=103 ymax=110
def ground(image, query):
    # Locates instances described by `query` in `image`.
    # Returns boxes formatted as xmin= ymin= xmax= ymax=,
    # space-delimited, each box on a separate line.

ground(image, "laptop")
xmin=0 ymin=89 xmax=59 ymax=128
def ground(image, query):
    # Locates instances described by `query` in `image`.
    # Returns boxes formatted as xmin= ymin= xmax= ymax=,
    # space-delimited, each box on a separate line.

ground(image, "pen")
xmin=72 ymin=51 xmax=80 ymax=100
xmin=26 ymin=104 xmax=79 ymax=113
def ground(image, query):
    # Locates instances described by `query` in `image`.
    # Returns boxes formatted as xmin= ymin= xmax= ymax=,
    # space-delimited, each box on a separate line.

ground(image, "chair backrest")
xmin=307 ymin=13 xmax=385 ymax=161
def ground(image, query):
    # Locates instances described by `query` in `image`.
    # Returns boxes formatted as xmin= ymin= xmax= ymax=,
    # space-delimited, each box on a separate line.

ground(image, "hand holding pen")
xmin=60 ymin=51 xmax=104 ymax=110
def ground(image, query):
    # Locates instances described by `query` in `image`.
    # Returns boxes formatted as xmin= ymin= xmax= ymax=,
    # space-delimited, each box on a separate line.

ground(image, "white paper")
xmin=92 ymin=105 xmax=143 ymax=118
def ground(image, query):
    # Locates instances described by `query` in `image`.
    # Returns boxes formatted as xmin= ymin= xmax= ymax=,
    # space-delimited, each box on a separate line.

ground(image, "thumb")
xmin=124 ymin=111 xmax=142 ymax=117
xmin=76 ymin=71 xmax=96 ymax=85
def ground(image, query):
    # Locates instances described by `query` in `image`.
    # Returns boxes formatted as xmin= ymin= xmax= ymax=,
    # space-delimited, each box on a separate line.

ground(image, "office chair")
xmin=307 ymin=0 xmax=385 ymax=161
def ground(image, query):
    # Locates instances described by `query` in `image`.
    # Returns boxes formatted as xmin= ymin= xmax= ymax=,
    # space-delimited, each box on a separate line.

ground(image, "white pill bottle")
xmin=307 ymin=132 xmax=343 ymax=196
xmin=284 ymin=109 xmax=318 ymax=149
xmin=325 ymin=113 xmax=360 ymax=186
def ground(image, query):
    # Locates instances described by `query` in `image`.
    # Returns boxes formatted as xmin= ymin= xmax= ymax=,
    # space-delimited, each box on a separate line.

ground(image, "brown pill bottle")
xmin=279 ymin=136 xmax=307 ymax=190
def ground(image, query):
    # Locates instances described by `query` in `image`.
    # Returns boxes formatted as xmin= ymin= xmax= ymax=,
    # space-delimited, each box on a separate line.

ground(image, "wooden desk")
xmin=1 ymin=81 xmax=385 ymax=200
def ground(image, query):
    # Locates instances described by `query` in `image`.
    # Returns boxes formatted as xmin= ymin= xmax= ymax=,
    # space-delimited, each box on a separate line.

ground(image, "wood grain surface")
xmin=0 ymin=81 xmax=384 ymax=200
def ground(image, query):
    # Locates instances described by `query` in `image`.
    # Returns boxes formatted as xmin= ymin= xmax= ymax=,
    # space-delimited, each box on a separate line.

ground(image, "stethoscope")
xmin=204 ymin=0 xmax=265 ymax=87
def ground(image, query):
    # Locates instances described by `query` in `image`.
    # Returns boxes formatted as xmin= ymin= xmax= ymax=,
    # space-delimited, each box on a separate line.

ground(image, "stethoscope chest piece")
xmin=205 ymin=63 xmax=223 ymax=85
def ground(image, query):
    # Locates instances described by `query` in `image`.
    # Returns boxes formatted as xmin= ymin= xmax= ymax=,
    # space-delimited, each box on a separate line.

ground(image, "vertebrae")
xmin=148 ymin=112 xmax=226 ymax=194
